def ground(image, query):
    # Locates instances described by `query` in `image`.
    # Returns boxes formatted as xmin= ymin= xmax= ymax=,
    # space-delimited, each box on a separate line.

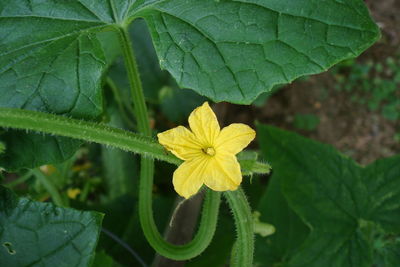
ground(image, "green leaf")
xmin=140 ymin=0 xmax=380 ymax=103
xmin=92 ymin=251 xmax=123 ymax=267
xmin=97 ymin=31 xmax=122 ymax=66
xmin=256 ymin=124 xmax=400 ymax=267
xmin=1 ymin=29 xmax=106 ymax=116
xmin=0 ymin=186 xmax=103 ymax=267
xmin=0 ymin=1 xmax=116 ymax=170
xmin=254 ymin=169 xmax=309 ymax=266
xmin=0 ymin=1 xmax=162 ymax=170
xmin=159 ymin=86 xmax=207 ymax=124
xmin=131 ymin=18 xmax=170 ymax=102
xmin=101 ymin=103 xmax=138 ymax=200
xmin=0 ymin=131 xmax=81 ymax=171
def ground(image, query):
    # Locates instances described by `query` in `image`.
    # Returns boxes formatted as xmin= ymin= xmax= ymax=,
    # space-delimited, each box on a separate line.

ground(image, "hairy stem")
xmin=224 ymin=188 xmax=254 ymax=267
xmin=0 ymin=107 xmax=179 ymax=165
xmin=141 ymin=158 xmax=220 ymax=260
xmin=0 ymin=107 xmax=269 ymax=175
xmin=117 ymin=26 xmax=221 ymax=260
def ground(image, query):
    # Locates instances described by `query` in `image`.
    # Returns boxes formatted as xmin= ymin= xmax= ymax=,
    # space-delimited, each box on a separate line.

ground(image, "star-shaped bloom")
xmin=157 ymin=102 xmax=256 ymax=199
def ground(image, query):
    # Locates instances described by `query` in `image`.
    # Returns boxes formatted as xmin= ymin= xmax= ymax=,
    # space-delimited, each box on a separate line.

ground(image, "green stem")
xmin=79 ymin=181 xmax=92 ymax=202
xmin=32 ymin=169 xmax=65 ymax=207
xmin=252 ymin=161 xmax=271 ymax=174
xmin=5 ymin=170 xmax=33 ymax=188
xmin=229 ymin=242 xmax=238 ymax=267
xmin=106 ymin=77 xmax=137 ymax=129
xmin=0 ymin=142 xmax=5 ymax=154
xmin=117 ymin=26 xmax=221 ymax=260
xmin=117 ymin=27 xmax=150 ymax=136
xmin=142 ymin=158 xmax=221 ymax=260
xmin=0 ymin=107 xmax=180 ymax=165
xmin=224 ymin=188 xmax=254 ymax=267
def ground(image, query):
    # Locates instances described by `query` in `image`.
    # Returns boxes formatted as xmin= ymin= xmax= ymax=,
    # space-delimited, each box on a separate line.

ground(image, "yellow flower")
xmin=67 ymin=188 xmax=81 ymax=199
xmin=157 ymin=102 xmax=256 ymax=199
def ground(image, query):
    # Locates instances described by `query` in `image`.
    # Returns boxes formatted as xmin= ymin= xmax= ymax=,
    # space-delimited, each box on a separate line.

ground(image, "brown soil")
xmin=217 ymin=0 xmax=400 ymax=166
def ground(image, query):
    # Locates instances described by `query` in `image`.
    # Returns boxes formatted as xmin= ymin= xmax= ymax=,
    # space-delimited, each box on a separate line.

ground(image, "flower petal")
xmin=157 ymin=126 xmax=202 ymax=160
xmin=204 ymin=154 xmax=242 ymax=191
xmin=215 ymin=123 xmax=256 ymax=155
xmin=173 ymin=156 xmax=209 ymax=199
xmin=188 ymin=102 xmax=220 ymax=146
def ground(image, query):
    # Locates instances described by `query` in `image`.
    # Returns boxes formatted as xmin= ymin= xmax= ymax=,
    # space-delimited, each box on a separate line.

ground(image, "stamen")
xmin=204 ymin=147 xmax=216 ymax=156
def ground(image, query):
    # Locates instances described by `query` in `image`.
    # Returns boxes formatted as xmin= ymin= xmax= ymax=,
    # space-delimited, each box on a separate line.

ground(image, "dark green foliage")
xmin=0 ymin=186 xmax=103 ymax=267
xmin=0 ymin=132 xmax=81 ymax=171
xmin=256 ymin=124 xmax=400 ymax=267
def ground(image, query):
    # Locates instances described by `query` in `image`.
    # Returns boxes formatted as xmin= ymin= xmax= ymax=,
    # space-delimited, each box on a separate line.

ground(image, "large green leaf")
xmin=139 ymin=0 xmax=380 ymax=103
xmin=0 ymin=1 xmax=114 ymax=170
xmin=0 ymin=1 xmax=147 ymax=170
xmin=0 ymin=186 xmax=103 ymax=267
xmin=2 ymin=0 xmax=379 ymax=108
xmin=0 ymin=0 xmax=156 ymax=117
xmin=256 ymin=124 xmax=400 ymax=267
xmin=0 ymin=1 xmax=161 ymax=170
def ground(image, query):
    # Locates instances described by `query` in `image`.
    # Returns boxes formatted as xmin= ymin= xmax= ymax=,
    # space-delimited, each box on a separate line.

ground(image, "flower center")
xmin=203 ymin=147 xmax=216 ymax=156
